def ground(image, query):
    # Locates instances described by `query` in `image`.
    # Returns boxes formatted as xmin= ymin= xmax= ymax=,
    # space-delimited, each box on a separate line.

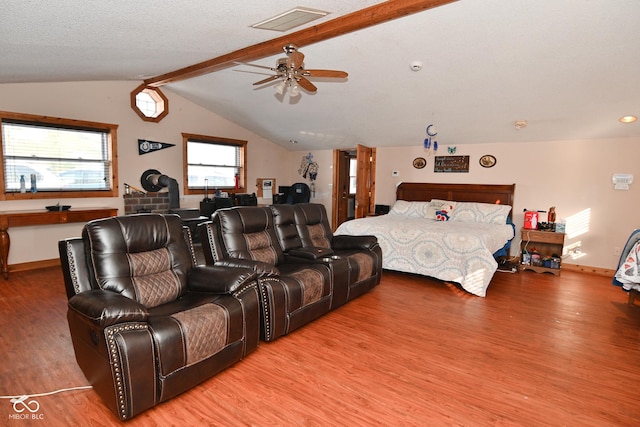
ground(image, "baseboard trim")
xmin=9 ymin=258 xmax=61 ymax=274
xmin=562 ymin=263 xmax=615 ymax=277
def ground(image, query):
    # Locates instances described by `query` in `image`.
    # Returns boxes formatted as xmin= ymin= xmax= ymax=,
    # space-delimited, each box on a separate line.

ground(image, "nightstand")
xmin=520 ymin=228 xmax=565 ymax=275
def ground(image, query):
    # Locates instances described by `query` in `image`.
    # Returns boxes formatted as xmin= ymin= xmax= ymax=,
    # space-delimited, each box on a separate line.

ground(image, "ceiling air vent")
xmin=251 ymin=7 xmax=329 ymax=32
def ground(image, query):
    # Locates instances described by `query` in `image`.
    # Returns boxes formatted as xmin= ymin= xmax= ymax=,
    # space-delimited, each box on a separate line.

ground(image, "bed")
xmin=334 ymin=183 xmax=516 ymax=297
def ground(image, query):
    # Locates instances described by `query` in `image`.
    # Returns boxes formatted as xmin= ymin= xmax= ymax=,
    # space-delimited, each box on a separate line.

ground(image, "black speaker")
xmin=374 ymin=204 xmax=390 ymax=215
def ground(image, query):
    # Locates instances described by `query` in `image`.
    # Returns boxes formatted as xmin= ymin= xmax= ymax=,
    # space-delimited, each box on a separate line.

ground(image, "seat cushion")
xmin=171 ymin=304 xmax=228 ymax=366
xmin=346 ymin=252 xmax=375 ymax=283
xmin=148 ymin=292 xmax=246 ymax=376
xmin=277 ymin=263 xmax=331 ymax=311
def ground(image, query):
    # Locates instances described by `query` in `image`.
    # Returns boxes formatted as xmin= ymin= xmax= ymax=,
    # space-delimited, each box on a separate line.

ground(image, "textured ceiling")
xmin=2 ymin=0 xmax=639 ymax=151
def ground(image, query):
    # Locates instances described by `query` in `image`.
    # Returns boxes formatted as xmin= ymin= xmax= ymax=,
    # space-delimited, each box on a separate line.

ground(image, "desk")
xmin=0 ymin=207 xmax=117 ymax=278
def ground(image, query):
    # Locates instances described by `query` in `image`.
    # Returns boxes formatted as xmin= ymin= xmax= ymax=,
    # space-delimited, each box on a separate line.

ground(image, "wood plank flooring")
xmin=0 ymin=266 xmax=639 ymax=426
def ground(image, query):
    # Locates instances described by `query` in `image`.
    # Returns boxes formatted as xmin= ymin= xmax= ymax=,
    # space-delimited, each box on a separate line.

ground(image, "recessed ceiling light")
xmin=514 ymin=120 xmax=528 ymax=130
xmin=290 ymin=139 xmax=299 ymax=144
xmin=619 ymin=115 xmax=637 ymax=124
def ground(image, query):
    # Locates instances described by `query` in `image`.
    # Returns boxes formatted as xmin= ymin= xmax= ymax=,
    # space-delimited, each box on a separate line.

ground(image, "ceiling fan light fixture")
xmin=290 ymin=85 xmax=300 ymax=97
xmin=275 ymin=81 xmax=286 ymax=95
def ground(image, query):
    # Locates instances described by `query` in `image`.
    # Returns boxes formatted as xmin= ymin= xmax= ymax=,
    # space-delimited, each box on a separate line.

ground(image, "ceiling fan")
xmin=240 ymin=44 xmax=348 ymax=97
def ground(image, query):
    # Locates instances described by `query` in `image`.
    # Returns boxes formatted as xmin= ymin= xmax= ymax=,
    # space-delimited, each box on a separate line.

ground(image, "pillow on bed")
xmin=427 ymin=199 xmax=456 ymax=221
xmin=449 ymin=202 xmax=512 ymax=224
xmin=388 ymin=200 xmax=432 ymax=217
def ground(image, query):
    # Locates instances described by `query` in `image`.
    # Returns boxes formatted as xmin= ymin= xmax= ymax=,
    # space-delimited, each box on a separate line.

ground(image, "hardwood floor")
xmin=1 ymin=266 xmax=639 ymax=426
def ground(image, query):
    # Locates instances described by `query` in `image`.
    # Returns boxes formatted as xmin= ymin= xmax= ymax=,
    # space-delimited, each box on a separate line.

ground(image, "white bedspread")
xmin=335 ymin=215 xmax=515 ymax=297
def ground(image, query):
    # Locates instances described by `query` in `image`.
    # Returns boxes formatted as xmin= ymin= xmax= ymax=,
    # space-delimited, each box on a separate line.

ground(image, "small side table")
xmin=520 ymin=228 xmax=565 ymax=275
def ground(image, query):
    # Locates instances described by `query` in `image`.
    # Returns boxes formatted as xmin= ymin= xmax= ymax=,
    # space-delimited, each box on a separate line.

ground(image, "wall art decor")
xmin=138 ymin=139 xmax=175 ymax=155
xmin=434 ymin=155 xmax=470 ymax=173
xmin=413 ymin=157 xmax=426 ymax=169
xmin=479 ymin=154 xmax=497 ymax=168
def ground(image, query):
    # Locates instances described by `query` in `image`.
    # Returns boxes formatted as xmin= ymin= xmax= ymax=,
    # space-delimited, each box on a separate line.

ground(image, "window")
xmin=349 ymin=157 xmax=357 ymax=194
xmin=0 ymin=111 xmax=118 ymax=200
xmin=182 ymin=133 xmax=246 ymax=196
xmin=130 ymin=83 xmax=168 ymax=123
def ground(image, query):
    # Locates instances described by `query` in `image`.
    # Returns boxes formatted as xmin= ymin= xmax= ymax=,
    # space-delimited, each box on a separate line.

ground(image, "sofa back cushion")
xmin=270 ymin=204 xmax=304 ymax=252
xmin=293 ymin=203 xmax=333 ymax=248
xmin=213 ymin=207 xmax=283 ymax=265
xmin=82 ymin=214 xmax=191 ymax=308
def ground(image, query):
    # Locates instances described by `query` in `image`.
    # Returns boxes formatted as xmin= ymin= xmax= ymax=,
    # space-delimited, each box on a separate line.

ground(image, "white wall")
xmin=1 ymin=81 xmax=637 ymax=272
xmin=0 ymin=81 xmax=291 ymax=265
xmin=373 ymin=139 xmax=640 ymax=270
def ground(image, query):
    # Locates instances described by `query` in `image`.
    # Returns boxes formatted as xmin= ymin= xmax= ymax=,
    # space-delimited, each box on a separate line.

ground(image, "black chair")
xmin=286 ymin=182 xmax=311 ymax=204
xmin=235 ymin=193 xmax=258 ymax=206
xmin=200 ymin=197 xmax=234 ymax=218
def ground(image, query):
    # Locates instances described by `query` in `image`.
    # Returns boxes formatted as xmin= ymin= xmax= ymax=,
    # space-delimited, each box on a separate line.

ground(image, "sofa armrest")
xmin=68 ymin=290 xmax=149 ymax=328
xmin=214 ymin=259 xmax=280 ymax=278
xmin=332 ymin=234 xmax=379 ymax=250
xmin=288 ymin=247 xmax=334 ymax=260
xmin=188 ymin=265 xmax=258 ymax=294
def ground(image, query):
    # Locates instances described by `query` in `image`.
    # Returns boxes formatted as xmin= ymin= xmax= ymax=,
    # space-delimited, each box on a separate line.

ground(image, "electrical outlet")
xmin=392 ymin=171 xmax=399 ymax=177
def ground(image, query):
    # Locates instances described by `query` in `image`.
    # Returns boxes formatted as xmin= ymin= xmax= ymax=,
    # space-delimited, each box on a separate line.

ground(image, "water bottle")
xmin=19 ymin=175 xmax=26 ymax=193
xmin=30 ymin=173 xmax=37 ymax=193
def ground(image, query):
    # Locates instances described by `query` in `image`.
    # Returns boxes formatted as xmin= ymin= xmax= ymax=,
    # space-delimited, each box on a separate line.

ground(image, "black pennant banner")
xmin=138 ymin=139 xmax=175 ymax=155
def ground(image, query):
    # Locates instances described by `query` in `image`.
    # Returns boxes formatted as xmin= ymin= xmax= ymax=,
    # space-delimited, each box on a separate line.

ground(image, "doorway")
xmin=332 ymin=144 xmax=376 ymax=229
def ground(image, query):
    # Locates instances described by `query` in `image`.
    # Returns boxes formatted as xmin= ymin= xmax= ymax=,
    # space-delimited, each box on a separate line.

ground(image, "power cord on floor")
xmin=0 ymin=385 xmax=92 ymax=400
xmin=0 ymin=385 xmax=93 ymax=411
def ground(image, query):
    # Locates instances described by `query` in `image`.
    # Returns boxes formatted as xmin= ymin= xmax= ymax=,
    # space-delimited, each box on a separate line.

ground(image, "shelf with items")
xmin=520 ymin=228 xmax=565 ymax=276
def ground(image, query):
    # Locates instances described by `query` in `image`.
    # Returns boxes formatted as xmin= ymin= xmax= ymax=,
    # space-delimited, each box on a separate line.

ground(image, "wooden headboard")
xmin=396 ymin=183 xmax=515 ymax=207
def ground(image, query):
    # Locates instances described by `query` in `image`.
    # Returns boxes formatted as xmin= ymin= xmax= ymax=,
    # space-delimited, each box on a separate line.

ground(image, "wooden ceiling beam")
xmin=144 ymin=0 xmax=457 ymax=87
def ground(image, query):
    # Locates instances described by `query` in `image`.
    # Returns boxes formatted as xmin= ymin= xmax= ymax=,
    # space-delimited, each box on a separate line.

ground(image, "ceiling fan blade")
xmin=288 ymin=51 xmax=305 ymax=70
xmin=252 ymin=75 xmax=281 ymax=86
xmin=297 ymin=76 xmax=317 ymax=93
xmin=303 ymin=69 xmax=348 ymax=78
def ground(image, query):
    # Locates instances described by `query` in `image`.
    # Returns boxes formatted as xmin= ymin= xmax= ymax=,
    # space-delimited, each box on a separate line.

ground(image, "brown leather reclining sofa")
xmin=58 ymin=204 xmax=381 ymax=420
xmin=199 ymin=203 xmax=382 ymax=341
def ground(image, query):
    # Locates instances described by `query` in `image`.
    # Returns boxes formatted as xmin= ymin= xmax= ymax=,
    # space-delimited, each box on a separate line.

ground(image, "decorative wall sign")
xmin=413 ymin=157 xmax=426 ymax=169
xmin=479 ymin=154 xmax=497 ymax=168
xmin=434 ymin=155 xmax=470 ymax=173
xmin=138 ymin=139 xmax=175 ymax=155
xmin=298 ymin=152 xmax=318 ymax=181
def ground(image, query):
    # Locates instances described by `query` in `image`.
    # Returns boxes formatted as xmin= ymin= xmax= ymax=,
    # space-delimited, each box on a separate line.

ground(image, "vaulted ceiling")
xmin=2 ymin=0 xmax=639 ymax=151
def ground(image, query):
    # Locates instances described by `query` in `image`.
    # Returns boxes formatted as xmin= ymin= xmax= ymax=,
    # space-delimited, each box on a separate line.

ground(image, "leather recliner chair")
xmin=199 ymin=206 xmax=333 ymax=341
xmin=58 ymin=214 xmax=260 ymax=421
xmin=271 ymin=203 xmax=383 ymax=308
